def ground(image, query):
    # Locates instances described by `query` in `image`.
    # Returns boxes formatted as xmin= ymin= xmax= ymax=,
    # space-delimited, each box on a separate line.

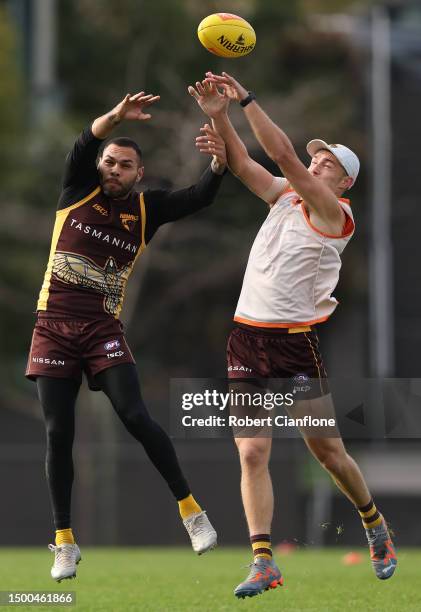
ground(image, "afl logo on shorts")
xmin=293 ymin=373 xmax=309 ymax=383
xmin=104 ymin=339 xmax=120 ymax=351
xmin=292 ymin=373 xmax=311 ymax=393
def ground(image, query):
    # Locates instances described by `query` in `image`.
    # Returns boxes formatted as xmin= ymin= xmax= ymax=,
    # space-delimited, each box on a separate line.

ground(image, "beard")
xmin=100 ymin=176 xmax=136 ymax=199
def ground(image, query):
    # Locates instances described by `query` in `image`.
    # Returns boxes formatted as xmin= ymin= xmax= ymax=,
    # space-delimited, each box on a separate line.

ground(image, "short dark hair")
xmin=99 ymin=137 xmax=143 ymax=165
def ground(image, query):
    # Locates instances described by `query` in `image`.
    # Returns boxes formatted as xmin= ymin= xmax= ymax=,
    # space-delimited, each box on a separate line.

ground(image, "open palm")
xmin=114 ymin=92 xmax=160 ymax=122
xmin=188 ymin=80 xmax=229 ymax=118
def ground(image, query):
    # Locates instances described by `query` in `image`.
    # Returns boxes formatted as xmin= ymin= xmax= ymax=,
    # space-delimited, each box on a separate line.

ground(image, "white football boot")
xmin=48 ymin=543 xmax=81 ymax=582
xmin=183 ymin=511 xmax=217 ymax=554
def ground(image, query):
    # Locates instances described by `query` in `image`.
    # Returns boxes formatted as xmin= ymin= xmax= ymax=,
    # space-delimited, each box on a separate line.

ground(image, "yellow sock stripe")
xmin=364 ymin=514 xmax=383 ymax=529
xmin=254 ymin=552 xmax=272 ymax=559
xmin=178 ymin=494 xmax=202 ymax=520
xmin=359 ymin=505 xmax=378 ymax=519
xmin=252 ymin=541 xmax=272 ymax=551
xmin=55 ymin=528 xmax=75 ymax=545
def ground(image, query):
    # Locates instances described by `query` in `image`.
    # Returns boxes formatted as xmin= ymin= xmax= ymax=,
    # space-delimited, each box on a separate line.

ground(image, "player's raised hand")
xmin=205 ymin=71 xmax=249 ymax=103
xmin=188 ymin=80 xmax=229 ymax=118
xmin=195 ymin=123 xmax=227 ymax=169
xmin=92 ymin=92 xmax=160 ymax=138
xmin=112 ymin=92 xmax=161 ymax=122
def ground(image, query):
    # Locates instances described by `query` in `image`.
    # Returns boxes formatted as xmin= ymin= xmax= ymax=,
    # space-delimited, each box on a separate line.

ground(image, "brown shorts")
xmin=227 ymin=323 xmax=329 ymax=397
xmin=25 ymin=316 xmax=135 ymax=389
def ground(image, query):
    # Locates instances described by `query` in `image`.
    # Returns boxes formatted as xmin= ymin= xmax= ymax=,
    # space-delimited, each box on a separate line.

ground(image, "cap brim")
xmin=306 ymin=139 xmax=331 ymax=158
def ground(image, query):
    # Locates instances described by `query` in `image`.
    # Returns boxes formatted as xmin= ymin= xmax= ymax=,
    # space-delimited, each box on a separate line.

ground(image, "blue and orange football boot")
xmin=234 ymin=557 xmax=284 ymax=599
xmin=366 ymin=519 xmax=397 ymax=580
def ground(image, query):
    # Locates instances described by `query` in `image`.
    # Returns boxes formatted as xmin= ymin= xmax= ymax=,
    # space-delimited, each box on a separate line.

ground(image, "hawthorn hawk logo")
xmin=120 ymin=212 xmax=139 ymax=231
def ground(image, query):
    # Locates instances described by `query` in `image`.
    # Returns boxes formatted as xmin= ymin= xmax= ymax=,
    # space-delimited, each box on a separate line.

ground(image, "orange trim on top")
xmin=233 ymin=315 xmax=330 ymax=328
xmin=281 ymin=188 xmax=297 ymax=197
xmin=300 ymin=202 xmax=354 ymax=239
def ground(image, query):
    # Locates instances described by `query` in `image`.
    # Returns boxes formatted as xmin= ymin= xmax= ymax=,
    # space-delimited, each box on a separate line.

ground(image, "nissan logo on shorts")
xmin=104 ymin=339 xmax=120 ymax=351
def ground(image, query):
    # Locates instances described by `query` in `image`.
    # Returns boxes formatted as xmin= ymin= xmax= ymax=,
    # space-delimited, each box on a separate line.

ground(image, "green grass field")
xmin=0 ymin=547 xmax=418 ymax=612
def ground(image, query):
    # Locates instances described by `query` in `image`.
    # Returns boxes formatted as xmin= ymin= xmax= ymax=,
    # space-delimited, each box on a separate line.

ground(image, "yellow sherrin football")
xmin=197 ymin=13 xmax=256 ymax=58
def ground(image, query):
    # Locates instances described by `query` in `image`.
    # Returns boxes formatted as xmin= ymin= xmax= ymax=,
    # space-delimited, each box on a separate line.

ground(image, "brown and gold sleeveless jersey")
xmin=37 ymin=126 xmax=224 ymax=320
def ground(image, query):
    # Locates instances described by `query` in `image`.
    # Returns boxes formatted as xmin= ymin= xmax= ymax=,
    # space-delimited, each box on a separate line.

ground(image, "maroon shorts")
xmin=26 ymin=316 xmax=135 ymax=388
xmin=227 ymin=323 xmax=328 ymax=397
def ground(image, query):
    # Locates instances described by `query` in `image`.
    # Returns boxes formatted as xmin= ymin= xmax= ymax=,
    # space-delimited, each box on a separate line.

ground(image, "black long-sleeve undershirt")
xmin=57 ymin=126 xmax=225 ymax=244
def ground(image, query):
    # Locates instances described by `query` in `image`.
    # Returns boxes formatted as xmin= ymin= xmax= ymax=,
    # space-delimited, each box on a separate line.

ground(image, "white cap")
xmin=306 ymin=139 xmax=360 ymax=186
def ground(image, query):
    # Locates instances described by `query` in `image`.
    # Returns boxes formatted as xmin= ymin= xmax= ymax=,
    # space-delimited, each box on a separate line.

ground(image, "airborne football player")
xmin=26 ymin=91 xmax=227 ymax=581
xmin=190 ymin=75 xmax=397 ymax=598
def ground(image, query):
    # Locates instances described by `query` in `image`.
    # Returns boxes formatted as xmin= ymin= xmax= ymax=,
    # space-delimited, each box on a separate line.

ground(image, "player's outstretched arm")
xmin=154 ymin=123 xmax=227 ymax=222
xmin=59 ymin=92 xmax=158 ymax=209
xmin=195 ymin=123 xmax=227 ymax=175
xmin=206 ymin=71 xmax=343 ymax=224
xmin=91 ymin=92 xmax=160 ymax=139
xmin=189 ymin=80 xmax=285 ymax=206
xmin=141 ymin=124 xmax=228 ymax=240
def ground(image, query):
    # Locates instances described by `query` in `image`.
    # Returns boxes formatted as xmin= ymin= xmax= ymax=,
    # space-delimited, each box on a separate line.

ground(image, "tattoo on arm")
xmin=107 ymin=112 xmax=121 ymax=126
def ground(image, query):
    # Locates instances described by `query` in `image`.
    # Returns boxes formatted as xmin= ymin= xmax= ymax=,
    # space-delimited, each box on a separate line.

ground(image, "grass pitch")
xmin=0 ymin=547 xmax=419 ymax=612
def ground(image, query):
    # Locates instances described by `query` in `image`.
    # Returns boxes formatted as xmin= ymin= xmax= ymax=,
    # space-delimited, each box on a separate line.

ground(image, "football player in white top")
xmin=189 ymin=73 xmax=397 ymax=598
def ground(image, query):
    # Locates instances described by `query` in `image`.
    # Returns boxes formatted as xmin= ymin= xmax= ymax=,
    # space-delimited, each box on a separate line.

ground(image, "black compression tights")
xmin=37 ymin=364 xmax=190 ymax=530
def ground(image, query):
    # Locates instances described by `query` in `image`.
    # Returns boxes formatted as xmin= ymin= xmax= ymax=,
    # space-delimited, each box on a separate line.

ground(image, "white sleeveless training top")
xmin=234 ymin=184 xmax=355 ymax=328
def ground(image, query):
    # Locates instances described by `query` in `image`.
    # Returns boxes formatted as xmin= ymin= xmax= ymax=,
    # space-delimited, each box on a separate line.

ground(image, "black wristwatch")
xmin=240 ymin=91 xmax=256 ymax=107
